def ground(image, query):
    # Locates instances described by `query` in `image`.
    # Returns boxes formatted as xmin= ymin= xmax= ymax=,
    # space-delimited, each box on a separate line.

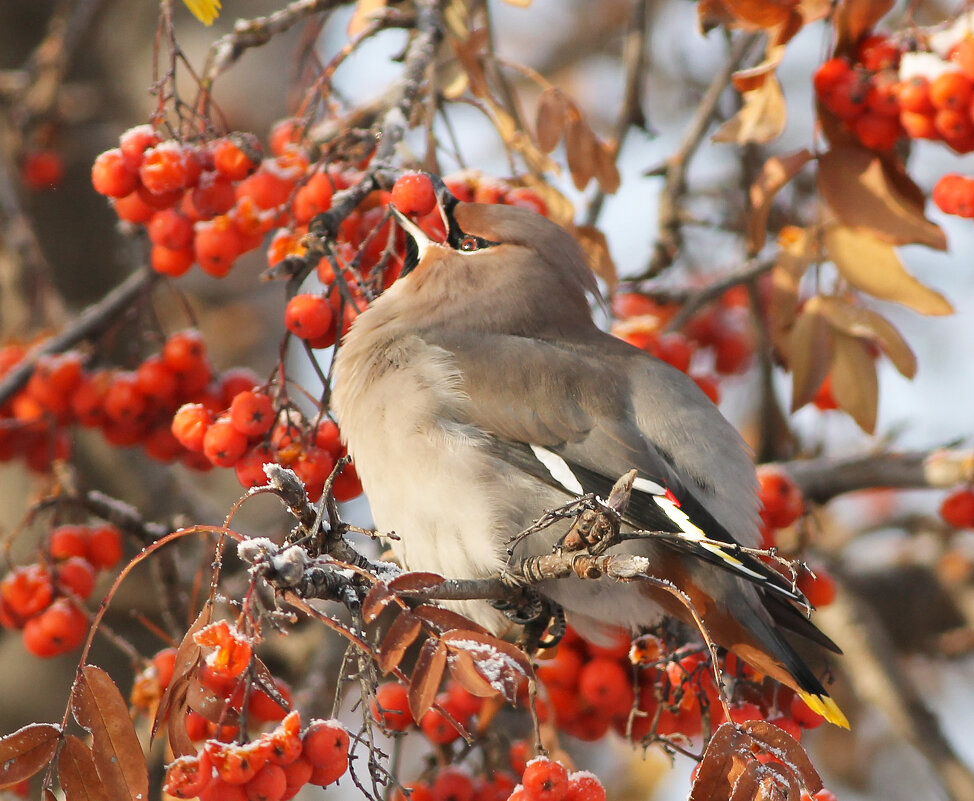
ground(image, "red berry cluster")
xmin=370 ymin=679 xmax=483 ymax=746
xmin=940 ymin=487 xmax=974 ymax=528
xmin=394 ymin=766 xmax=519 ymax=801
xmin=612 ymin=285 xmax=758 ymax=406
xmin=163 ymin=710 xmax=349 ymax=801
xmin=0 ymin=522 xmax=122 ymax=657
xmin=509 ymin=759 xmax=605 ymax=801
xmin=813 ymin=34 xmax=974 ymax=153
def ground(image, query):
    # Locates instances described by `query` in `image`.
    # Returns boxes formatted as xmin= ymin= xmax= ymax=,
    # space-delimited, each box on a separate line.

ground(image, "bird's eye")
xmin=459 ymin=236 xmax=479 ymax=252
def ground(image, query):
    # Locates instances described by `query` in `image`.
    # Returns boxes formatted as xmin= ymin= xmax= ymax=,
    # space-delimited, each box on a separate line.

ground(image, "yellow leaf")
xmin=713 ymin=73 xmax=786 ymax=145
xmin=818 ymin=145 xmax=947 ymax=250
xmin=347 ymin=0 xmax=386 ymax=37
xmin=816 ymin=296 xmax=916 ymax=379
xmin=182 ymin=0 xmax=220 ymax=25
xmin=824 ymin=224 xmax=953 ymax=315
xmin=747 ymin=149 xmax=812 ymax=253
xmin=787 ymin=297 xmax=833 ymax=410
xmin=830 ymin=332 xmax=879 ymax=433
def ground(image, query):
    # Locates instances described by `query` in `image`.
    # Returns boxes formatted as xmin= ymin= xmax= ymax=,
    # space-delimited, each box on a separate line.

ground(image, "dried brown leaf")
xmin=153 ymin=606 xmax=210 ymax=740
xmin=824 ymin=224 xmax=952 ymax=315
xmin=408 ymin=639 xmax=448 ymax=721
xmin=593 ymin=140 xmax=621 ymax=194
xmin=565 ymin=116 xmax=596 ymax=191
xmin=446 ymin=648 xmax=501 ymax=699
xmin=747 ymin=149 xmax=813 ymax=253
xmin=440 ymin=630 xmax=533 ymax=703
xmin=818 ymin=146 xmax=947 ymax=250
xmin=574 ymin=225 xmax=618 ymax=291
xmin=377 ymin=610 xmax=423 ymax=674
xmin=727 ymin=760 xmax=763 ymax=801
xmin=71 ymin=666 xmax=148 ymax=801
xmin=536 ymin=88 xmax=567 ymax=153
xmin=769 ymin=266 xmax=801 ymax=353
xmin=166 ymin=696 xmax=196 ymax=759
xmin=58 ymin=735 xmax=108 ymax=801
xmin=362 ymin=582 xmax=396 ymax=623
xmin=744 ymin=720 xmax=823 ymax=793
xmin=834 ymin=0 xmax=894 ymax=51
xmin=450 ymin=29 xmax=489 ymax=99
xmin=0 ymin=723 xmax=61 ymax=789
xmin=347 ymin=0 xmax=386 ymax=37
xmin=830 ymin=332 xmax=879 ymax=433
xmin=723 ymin=0 xmax=798 ymax=28
xmin=186 ymin=675 xmax=238 ymax=724
xmin=713 ymin=73 xmax=786 ymax=145
xmin=697 ymin=0 xmax=739 ymax=32
xmin=788 ymin=297 xmax=834 ymax=410
xmin=816 ymin=296 xmax=916 ymax=378
xmin=689 ymin=722 xmax=752 ymax=801
xmin=388 ymin=572 xmax=446 ymax=593
xmin=731 ymin=44 xmax=786 ymax=93
xmin=411 ymin=604 xmax=490 ymax=635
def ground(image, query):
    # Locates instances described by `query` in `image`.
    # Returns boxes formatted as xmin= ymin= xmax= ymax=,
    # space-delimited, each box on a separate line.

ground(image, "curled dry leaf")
xmin=153 ymin=606 xmax=210 ymax=744
xmin=713 ymin=73 xmax=787 ymax=145
xmin=688 ymin=722 xmax=753 ymax=801
xmin=411 ymin=604 xmax=491 ymax=635
xmin=743 ymin=720 xmax=823 ymax=793
xmin=565 ymin=116 xmax=597 ymax=191
xmin=536 ymin=87 xmax=568 ymax=153
xmin=362 ymin=581 xmax=396 ymax=623
xmin=574 ymin=225 xmax=618 ymax=291
xmin=447 ymin=647 xmax=501 ymax=698
xmin=816 ymin=296 xmax=917 ymax=378
xmin=58 ymin=735 xmax=108 ymax=801
xmin=377 ymin=610 xmax=423 ymax=673
xmin=408 ymin=639 xmax=448 ymax=721
xmin=71 ymin=666 xmax=148 ymax=801
xmin=388 ymin=571 xmax=447 ymax=593
xmin=450 ymin=28 xmax=490 ymax=99
xmin=593 ymin=140 xmax=621 ymax=194
xmin=818 ymin=146 xmax=947 ymax=250
xmin=831 ymin=331 xmax=879 ymax=433
xmin=440 ymin=630 xmax=533 ymax=704
xmin=0 ymin=722 xmax=61 ymax=790
xmin=788 ymin=297 xmax=834 ymax=411
xmin=747 ymin=149 xmax=813 ymax=253
xmin=824 ymin=224 xmax=953 ymax=315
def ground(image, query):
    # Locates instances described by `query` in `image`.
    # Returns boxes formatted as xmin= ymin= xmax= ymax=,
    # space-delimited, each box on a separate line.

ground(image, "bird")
xmin=330 ymin=177 xmax=848 ymax=729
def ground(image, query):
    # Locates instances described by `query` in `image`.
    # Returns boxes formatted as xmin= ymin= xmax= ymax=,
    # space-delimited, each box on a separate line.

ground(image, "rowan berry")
xmin=650 ymin=334 xmax=694 ymax=373
xmin=713 ymin=329 xmax=753 ymax=375
xmin=235 ymin=444 xmax=274 ymax=489
xmin=392 ymin=172 xmax=437 ymax=216
xmin=941 ymin=488 xmax=974 ymax=527
xmin=789 ymin=693 xmax=825 ymax=729
xmin=55 ymin=556 xmax=96 ymax=600
xmin=229 ymin=391 xmax=274 ymax=438
xmin=164 ymin=753 xmax=213 ymax=799
xmin=21 ymin=150 xmax=63 ymax=190
xmin=140 ymin=142 xmax=193 ymax=195
xmin=395 ymin=782 xmax=435 ymax=801
xmin=332 ymin=461 xmax=363 ymax=501
xmin=445 ymin=680 xmax=483 ymax=720
xmin=196 ymin=619 xmax=253 ymax=678
xmin=897 ymin=76 xmax=935 ymax=114
xmin=563 ymin=773 xmax=606 ymax=801
xmin=292 ymin=170 xmax=334 ymax=223
xmin=813 ymin=58 xmax=852 ymax=97
xmin=768 ymin=714 xmax=802 ymax=740
xmin=152 ymin=647 xmax=178 ymax=690
xmin=506 ymin=187 xmax=547 ymax=215
xmin=1 ymin=564 xmax=54 ymax=619
xmin=312 ymin=418 xmax=343 ymax=459
xmin=431 ymin=768 xmax=475 ymax=801
xmin=281 ymin=756 xmax=313 ymax=797
xmin=236 ymin=166 xmax=294 ymax=211
xmin=205 ymin=741 xmax=259 ymax=785
xmin=820 ymin=72 xmax=868 ymax=120
xmin=865 ymin=74 xmax=901 ymax=117
xmin=692 ymin=373 xmax=721 ymax=404
xmin=205 ymin=778 xmax=249 ymax=801
xmin=92 ymin=148 xmax=139 ymax=198
xmin=172 ymin=403 xmax=213 ymax=452
xmin=757 ymin=466 xmax=803 ymax=529
xmin=86 ymin=524 xmax=123 ymax=570
xmin=797 ymin=565 xmax=837 ymax=607
xmin=135 ymin=356 xmax=179 ymax=405
xmin=49 ymin=525 xmax=89 ymax=560
xmin=113 ymin=190 xmax=157 ymax=223
xmin=23 ymin=597 xmax=87 ymax=657
xmin=586 ymin=627 xmax=630 ymax=660
xmin=245 ymin=763 xmax=286 ymax=801
xmin=308 ymin=751 xmax=348 ymax=787
xmin=930 ymin=71 xmax=974 ymax=111
xmin=522 ymin=758 xmax=569 ymax=801
xmin=119 ymin=125 xmax=162 ymax=170
xmin=857 ymin=34 xmax=900 ymax=71
xmin=285 ymin=294 xmax=333 ymax=340
xmin=137 ymin=182 xmax=184 ymax=210
xmin=213 ymin=133 xmax=262 ymax=181
xmin=269 ymin=119 xmax=303 ymax=157
xmin=578 ymin=657 xmax=634 ymax=717
xmin=102 ymin=372 xmax=147 ymax=424
xmin=164 ymin=330 xmax=207 ymax=372
xmin=420 ymin=706 xmax=461 ymax=745
xmin=249 ymin=679 xmax=292 ymax=723
xmin=729 ymin=701 xmax=764 ymax=724
xmin=854 ymin=111 xmax=900 ymax=150
xmin=195 ymin=216 xmax=243 ymax=277
xmin=934 ymin=108 xmax=974 ymax=141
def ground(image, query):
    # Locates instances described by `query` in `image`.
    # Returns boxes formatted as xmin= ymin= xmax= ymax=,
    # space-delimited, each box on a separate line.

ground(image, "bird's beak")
xmin=390 ymin=205 xmax=431 ymax=277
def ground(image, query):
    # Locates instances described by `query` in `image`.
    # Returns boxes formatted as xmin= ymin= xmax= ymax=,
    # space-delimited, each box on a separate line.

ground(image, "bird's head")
xmin=387 ymin=176 xmax=599 ymax=336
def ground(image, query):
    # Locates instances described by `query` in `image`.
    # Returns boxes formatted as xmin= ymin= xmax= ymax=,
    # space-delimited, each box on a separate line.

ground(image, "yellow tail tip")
xmin=183 ymin=0 xmax=221 ymax=25
xmin=800 ymin=691 xmax=850 ymax=729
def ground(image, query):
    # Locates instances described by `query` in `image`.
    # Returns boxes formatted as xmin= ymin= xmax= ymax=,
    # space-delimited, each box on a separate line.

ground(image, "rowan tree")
xmin=1 ymin=1 xmax=974 ymax=801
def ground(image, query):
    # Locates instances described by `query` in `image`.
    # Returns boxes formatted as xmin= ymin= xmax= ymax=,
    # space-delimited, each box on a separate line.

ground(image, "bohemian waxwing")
xmin=331 ymin=179 xmax=848 ymax=728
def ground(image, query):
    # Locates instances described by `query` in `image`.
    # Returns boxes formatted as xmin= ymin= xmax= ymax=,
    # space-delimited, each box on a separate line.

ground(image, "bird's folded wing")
xmin=425 ymin=329 xmax=802 ymax=603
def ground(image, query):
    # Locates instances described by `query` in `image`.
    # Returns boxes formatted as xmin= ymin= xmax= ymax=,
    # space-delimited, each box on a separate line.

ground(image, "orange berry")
xmin=930 ymin=71 xmax=974 ymax=111
xmin=935 ymin=108 xmax=974 ymax=141
xmin=91 ymin=148 xmax=139 ymax=198
xmin=103 ymin=372 xmax=147 ymax=424
xmin=140 ymin=142 xmax=194 ymax=194
xmin=164 ymin=753 xmax=213 ymax=799
xmin=537 ymin=645 xmax=584 ymax=689
xmin=113 ymin=190 xmax=157 ymax=223
xmin=205 ymin=740 xmax=259 ymax=785
xmin=285 ymin=294 xmax=333 ymax=340
xmin=49 ymin=525 xmax=89 ymax=560
xmin=55 ymin=556 xmax=96 ymax=600
xmin=195 ymin=215 xmax=242 ymax=277
xmin=245 ymin=763 xmax=286 ymax=801
xmin=952 ymin=38 xmax=974 ymax=81
xmin=191 ymin=172 xmax=237 ymax=219
xmin=856 ymin=33 xmax=900 ymax=71
xmin=757 ymin=466 xmax=803 ymax=529
xmin=392 ymin=172 xmax=437 ymax=216
xmin=196 ymin=619 xmax=253 ymax=678
xmin=119 ymin=125 xmax=162 ymax=170
xmin=332 ymin=461 xmax=363 ymax=501
xmin=897 ymin=76 xmax=935 ymax=113
xmin=1 ymin=564 xmax=54 ymax=619
xmin=86 ymin=524 xmax=123 ymax=570
xmin=21 ymin=150 xmax=63 ymax=191
xmin=203 ymin=418 xmax=249 ymax=467
xmin=940 ymin=488 xmax=974 ymax=527
xmin=797 ymin=565 xmax=837 ymax=607
xmin=854 ymin=110 xmax=901 ymax=150
xmin=269 ymin=119 xmax=304 ymax=157
xmin=431 ymin=768 xmax=475 ymax=801
xmin=578 ymin=657 xmax=634 ymax=716
xmin=789 ymin=693 xmax=826 ymax=729
xmin=229 ymin=391 xmax=274 ymax=438
xmin=370 ymin=682 xmax=412 ymax=731
xmin=23 ymin=597 xmax=87 ymax=657
xmin=172 ymin=403 xmax=212 ymax=452
xmin=292 ymin=170 xmax=334 ymax=224
xmin=563 ymin=773 xmax=606 ymax=801
xmin=213 ymin=133 xmax=262 ymax=181
xmin=865 ymin=73 xmax=901 ymax=117
xmin=420 ymin=706 xmax=461 ymax=745
xmin=522 ymin=758 xmax=569 ymax=801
